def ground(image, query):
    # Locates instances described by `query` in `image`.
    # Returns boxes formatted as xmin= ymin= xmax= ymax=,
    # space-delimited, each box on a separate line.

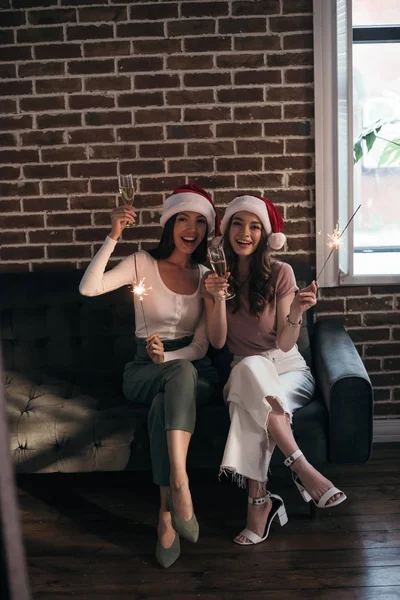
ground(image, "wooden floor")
xmin=17 ymin=443 xmax=400 ymax=600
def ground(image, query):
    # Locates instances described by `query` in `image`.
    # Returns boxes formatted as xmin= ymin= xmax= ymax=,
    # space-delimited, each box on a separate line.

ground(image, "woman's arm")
xmin=163 ymin=308 xmax=210 ymax=362
xmin=276 ymin=282 xmax=317 ymax=352
xmin=203 ymin=273 xmax=228 ymax=349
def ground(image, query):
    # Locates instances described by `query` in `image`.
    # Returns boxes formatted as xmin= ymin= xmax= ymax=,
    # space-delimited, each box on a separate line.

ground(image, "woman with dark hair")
xmin=79 ymin=184 xmax=220 ymax=568
xmin=203 ymin=195 xmax=346 ymax=547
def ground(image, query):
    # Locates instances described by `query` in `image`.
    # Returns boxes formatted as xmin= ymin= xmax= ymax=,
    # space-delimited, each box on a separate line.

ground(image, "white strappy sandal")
xmin=234 ymin=491 xmax=288 ymax=546
xmin=284 ymin=450 xmax=347 ymax=508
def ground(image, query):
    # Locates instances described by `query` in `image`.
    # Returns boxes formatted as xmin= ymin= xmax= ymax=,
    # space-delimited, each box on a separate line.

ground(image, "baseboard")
xmin=373 ymin=418 xmax=400 ymax=443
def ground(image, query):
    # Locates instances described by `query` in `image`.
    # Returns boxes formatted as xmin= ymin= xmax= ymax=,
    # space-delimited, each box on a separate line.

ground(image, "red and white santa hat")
xmin=220 ymin=195 xmax=286 ymax=250
xmin=160 ymin=184 xmax=220 ymax=236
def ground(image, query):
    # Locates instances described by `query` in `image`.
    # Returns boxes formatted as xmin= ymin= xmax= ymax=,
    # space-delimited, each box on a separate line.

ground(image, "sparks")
xmin=132 ymin=278 xmax=151 ymax=301
xmin=327 ymin=225 xmax=342 ymax=248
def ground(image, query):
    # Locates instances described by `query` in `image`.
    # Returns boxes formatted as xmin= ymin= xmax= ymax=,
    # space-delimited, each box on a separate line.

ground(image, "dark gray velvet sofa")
xmin=1 ymin=261 xmax=373 ymax=474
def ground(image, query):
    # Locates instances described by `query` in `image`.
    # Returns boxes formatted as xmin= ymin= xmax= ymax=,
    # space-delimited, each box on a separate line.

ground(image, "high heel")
xmin=166 ymin=489 xmax=199 ymax=543
xmin=284 ymin=450 xmax=347 ymax=508
xmin=234 ymin=491 xmax=288 ymax=546
xmin=155 ymin=533 xmax=180 ymax=569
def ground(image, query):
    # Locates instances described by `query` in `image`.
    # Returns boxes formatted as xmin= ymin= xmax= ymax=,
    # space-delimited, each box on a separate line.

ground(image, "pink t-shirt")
xmin=203 ymin=261 xmax=297 ymax=356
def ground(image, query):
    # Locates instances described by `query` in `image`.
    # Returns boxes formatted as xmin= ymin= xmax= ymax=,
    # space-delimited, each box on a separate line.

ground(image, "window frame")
xmin=313 ymin=0 xmax=400 ymax=286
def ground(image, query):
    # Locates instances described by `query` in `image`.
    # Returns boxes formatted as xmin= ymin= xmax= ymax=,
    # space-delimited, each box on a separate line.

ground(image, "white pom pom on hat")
xmin=220 ymin=195 xmax=286 ymax=250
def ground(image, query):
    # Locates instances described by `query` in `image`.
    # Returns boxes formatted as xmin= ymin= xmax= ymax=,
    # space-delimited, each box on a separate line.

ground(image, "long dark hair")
xmin=147 ymin=214 xmax=208 ymax=264
xmin=223 ymin=216 xmax=275 ymax=318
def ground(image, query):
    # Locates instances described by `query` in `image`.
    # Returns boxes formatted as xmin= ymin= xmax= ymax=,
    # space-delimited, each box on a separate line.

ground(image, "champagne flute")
xmin=118 ymin=174 xmax=136 ymax=228
xmin=207 ymin=244 xmax=235 ymax=300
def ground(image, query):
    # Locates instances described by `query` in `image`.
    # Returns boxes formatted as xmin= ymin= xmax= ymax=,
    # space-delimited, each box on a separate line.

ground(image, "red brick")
xmin=117 ymin=126 xmax=162 ymax=142
xmin=118 ymin=57 xmax=163 ymax=73
xmin=47 ymin=213 xmax=92 ymax=228
xmin=85 ymin=111 xmax=132 ymax=126
xmin=129 ymin=2 xmax=178 ymax=20
xmin=0 ymin=30 xmax=13 ymax=45
xmin=234 ymin=35 xmax=281 ymax=52
xmin=182 ymin=2 xmax=228 ymax=17
xmin=347 ymin=297 xmax=394 ymax=312
xmin=393 ymin=329 xmax=400 ymax=341
xmin=264 ymin=155 xmax=312 ymax=170
xmin=219 ymin=88 xmax=264 ymax=103
xmin=268 ymin=52 xmax=313 ymax=68
xmin=67 ymin=24 xmax=114 ymax=41
xmin=363 ymin=358 xmax=381 ymax=371
xmin=75 ymin=228 xmax=112 ymax=242
xmin=0 ymin=80 xmax=32 ymax=97
xmin=167 ymin=124 xmax=213 ymax=140
xmin=282 ymin=0 xmax=313 ymax=13
xmin=364 ymin=313 xmax=400 ymax=326
xmin=20 ymin=96 xmax=65 ymax=112
xmin=184 ymin=107 xmax=230 ymax=122
xmin=270 ymin=190 xmax=310 ymax=204
xmin=117 ymin=22 xmax=164 ymax=38
xmin=21 ymin=130 xmax=64 ymax=146
xmin=134 ymin=39 xmax=182 ymax=54
xmin=217 ymin=123 xmax=262 ymax=138
xmin=0 ymin=45 xmax=32 ymax=61
xmin=195 ymin=175 xmax=235 ymax=190
xmin=370 ymin=372 xmax=400 ymax=387
xmin=28 ymin=8 xmax=76 ymax=25
xmin=185 ymin=36 xmax=231 ymax=53
xmin=136 ymin=74 xmax=180 ymax=89
xmin=288 ymin=172 xmax=314 ymax=186
xmin=168 ymin=19 xmax=215 ymax=37
xmin=89 ymin=145 xmax=137 ymax=160
xmin=267 ymin=86 xmax=314 ymax=102
xmin=29 ymin=229 xmax=73 ymax=244
xmin=85 ymin=76 xmax=131 ymax=92
xmin=1 ymin=246 xmax=45 ymax=261
xmin=69 ymin=94 xmax=115 ymax=110
xmin=23 ymin=164 xmax=68 ymax=179
xmin=32 ymin=261 xmax=79 ymax=272
xmin=68 ymin=128 xmax=115 ymax=144
xmin=70 ymin=196 xmax=116 ymax=210
xmin=264 ymin=121 xmax=311 ymax=137
xmin=284 ymin=103 xmax=314 ymax=119
xmin=320 ymin=286 xmax=370 ymax=298
xmin=0 ymin=200 xmax=21 ymax=212
xmin=125 ymin=193 xmax=163 ymax=209
xmin=119 ymin=159 xmax=164 ymax=175
xmin=283 ymin=33 xmax=314 ymax=50
xmin=23 ymin=197 xmax=68 ymax=212
xmin=235 ymin=70 xmax=282 ymax=86
xmin=233 ymin=0 xmax=280 ymax=15
xmin=184 ymin=72 xmax=231 ymax=88
xmin=71 ymin=163 xmax=118 ymax=178
xmin=41 ymin=147 xmax=86 ymax=163
xmin=217 ymin=157 xmax=263 ymax=172
xmin=237 ymin=173 xmax=283 ymax=188
xmin=18 ymin=61 xmax=64 ymax=78
xmin=0 ymin=166 xmax=20 ymax=180
xmin=78 ymin=6 xmax=127 ymax=23
xmin=167 ymin=90 xmax=214 ymax=106
xmin=36 ymin=44 xmax=82 ymax=60
xmin=286 ymin=236 xmax=315 ymax=252
xmin=168 ymin=158 xmax=213 ymax=173
xmin=36 ymin=78 xmax=82 ymax=93
xmin=17 ymin=26 xmax=64 ymax=43
xmin=370 ymin=284 xmax=400 ymax=294
xmin=383 ymin=358 xmax=400 ymax=370
xmin=234 ymin=105 xmax=282 ymax=121
xmin=218 ymin=54 xmax=265 ymax=69
xmin=285 ymin=68 xmax=314 ymax=84
xmin=269 ymin=15 xmax=313 ymax=32
xmin=0 ymin=149 xmax=39 ymax=163
xmin=0 ymin=64 xmax=17 ymax=78
xmin=314 ymin=298 xmax=345 ymax=313
xmin=0 ymin=182 xmax=39 ymax=197
xmin=37 ymin=113 xmax=82 ymax=129
xmin=219 ymin=17 xmax=267 ymax=34
xmin=141 ymin=210 xmax=161 ymax=225
xmin=1 ymin=10 xmax=26 ymax=26
xmin=91 ymin=180 xmax=117 ymax=194
xmin=42 ymin=180 xmax=88 ymax=195
xmin=167 ymin=55 xmax=214 ymax=71
xmin=68 ymin=59 xmax=114 ymax=75
xmin=187 ymin=141 xmax=234 ymax=157
xmin=139 ymin=177 xmax=187 ymax=193
xmin=85 ymin=41 xmax=131 ymax=58
xmin=139 ymin=143 xmax=184 ymax=159
xmin=365 ymin=342 xmax=400 ymax=356
xmin=0 ymin=231 xmax=26 ymax=244
xmin=0 ymin=215 xmax=44 ymax=229
xmin=107 ymin=242 xmax=140 ymax=256
xmin=119 ymin=92 xmax=164 ymax=108
xmin=374 ymin=401 xmax=400 ymax=416
xmin=0 ymin=263 xmax=30 ymax=273
xmin=135 ymin=108 xmax=181 ymax=125
xmin=236 ymin=139 xmax=284 ymax=154
xmin=47 ymin=245 xmax=92 ymax=259
xmin=286 ymin=138 xmax=315 ymax=153
xmin=286 ymin=205 xmax=313 ymax=220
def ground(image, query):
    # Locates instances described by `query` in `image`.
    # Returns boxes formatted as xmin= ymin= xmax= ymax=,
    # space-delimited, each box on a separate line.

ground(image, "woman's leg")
xmin=267 ymin=397 xmax=342 ymax=504
xmin=234 ymin=477 xmax=275 ymax=544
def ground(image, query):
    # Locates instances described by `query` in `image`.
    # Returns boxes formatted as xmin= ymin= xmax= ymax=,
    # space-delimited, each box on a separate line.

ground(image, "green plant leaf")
xmin=353 ymin=140 xmax=363 ymax=164
xmin=365 ymin=131 xmax=377 ymax=152
xmin=378 ymin=138 xmax=400 ymax=166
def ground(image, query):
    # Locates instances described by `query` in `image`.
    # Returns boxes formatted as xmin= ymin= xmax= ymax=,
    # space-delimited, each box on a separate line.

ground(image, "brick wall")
xmin=0 ymin=0 xmax=399 ymax=419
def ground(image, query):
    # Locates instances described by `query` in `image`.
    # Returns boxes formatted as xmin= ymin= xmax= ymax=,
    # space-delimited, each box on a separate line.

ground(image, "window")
xmin=314 ymin=0 xmax=400 ymax=286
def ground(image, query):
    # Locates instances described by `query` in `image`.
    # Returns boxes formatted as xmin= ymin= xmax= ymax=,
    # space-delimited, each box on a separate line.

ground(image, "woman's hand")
xmin=146 ymin=333 xmax=164 ymax=365
xmin=109 ymin=206 xmax=136 ymax=240
xmin=204 ymin=272 xmax=230 ymax=300
xmin=289 ymin=281 xmax=318 ymax=321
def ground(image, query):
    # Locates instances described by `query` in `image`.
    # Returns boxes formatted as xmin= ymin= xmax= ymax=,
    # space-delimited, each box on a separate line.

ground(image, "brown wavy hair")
xmin=223 ymin=216 xmax=275 ymax=318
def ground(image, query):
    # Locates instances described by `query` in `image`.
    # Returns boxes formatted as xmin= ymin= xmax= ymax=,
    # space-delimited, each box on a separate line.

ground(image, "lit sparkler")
xmin=315 ymin=204 xmax=361 ymax=282
xmin=132 ymin=255 xmax=151 ymax=337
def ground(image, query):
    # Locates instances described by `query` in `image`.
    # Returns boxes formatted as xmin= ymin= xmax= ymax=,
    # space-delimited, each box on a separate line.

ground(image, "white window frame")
xmin=313 ymin=0 xmax=400 ymax=286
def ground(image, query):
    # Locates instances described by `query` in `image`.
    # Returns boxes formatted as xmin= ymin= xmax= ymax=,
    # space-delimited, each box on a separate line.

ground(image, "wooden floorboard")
xmin=17 ymin=442 xmax=400 ymax=599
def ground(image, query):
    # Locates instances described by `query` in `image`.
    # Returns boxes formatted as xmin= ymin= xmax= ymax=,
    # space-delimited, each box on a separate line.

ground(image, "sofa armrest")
xmin=311 ymin=319 xmax=373 ymax=464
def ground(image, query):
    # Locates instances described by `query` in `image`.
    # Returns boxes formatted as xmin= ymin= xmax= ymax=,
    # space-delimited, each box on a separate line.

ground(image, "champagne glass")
xmin=118 ymin=174 xmax=136 ymax=228
xmin=207 ymin=244 xmax=235 ymax=300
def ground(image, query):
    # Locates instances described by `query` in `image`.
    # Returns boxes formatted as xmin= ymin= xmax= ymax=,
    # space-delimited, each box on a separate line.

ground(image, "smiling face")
xmin=228 ymin=210 xmax=263 ymax=256
xmin=172 ymin=211 xmax=208 ymax=255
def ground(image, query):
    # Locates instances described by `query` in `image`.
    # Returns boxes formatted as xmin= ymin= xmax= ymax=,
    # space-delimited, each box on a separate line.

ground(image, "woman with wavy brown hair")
xmin=203 ymin=195 xmax=346 ymax=547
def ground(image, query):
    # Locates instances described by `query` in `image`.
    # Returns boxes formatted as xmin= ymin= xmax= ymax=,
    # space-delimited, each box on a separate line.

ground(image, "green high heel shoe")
xmin=155 ymin=533 xmax=180 ymax=569
xmin=167 ymin=490 xmax=199 ymax=543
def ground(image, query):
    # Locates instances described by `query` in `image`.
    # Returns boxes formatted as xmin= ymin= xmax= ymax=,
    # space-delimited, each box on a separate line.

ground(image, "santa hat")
xmin=220 ymin=195 xmax=286 ymax=250
xmin=160 ymin=184 xmax=220 ymax=236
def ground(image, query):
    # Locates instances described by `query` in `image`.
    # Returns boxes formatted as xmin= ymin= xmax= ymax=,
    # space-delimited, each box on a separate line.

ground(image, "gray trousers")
xmin=123 ymin=350 xmax=217 ymax=486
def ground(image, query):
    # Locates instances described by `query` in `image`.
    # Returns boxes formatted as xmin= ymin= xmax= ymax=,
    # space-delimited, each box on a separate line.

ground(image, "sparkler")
xmin=315 ymin=204 xmax=361 ymax=282
xmin=132 ymin=255 xmax=151 ymax=337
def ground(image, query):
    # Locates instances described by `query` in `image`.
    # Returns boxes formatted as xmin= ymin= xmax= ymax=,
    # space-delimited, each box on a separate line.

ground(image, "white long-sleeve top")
xmin=79 ymin=236 xmax=209 ymax=362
